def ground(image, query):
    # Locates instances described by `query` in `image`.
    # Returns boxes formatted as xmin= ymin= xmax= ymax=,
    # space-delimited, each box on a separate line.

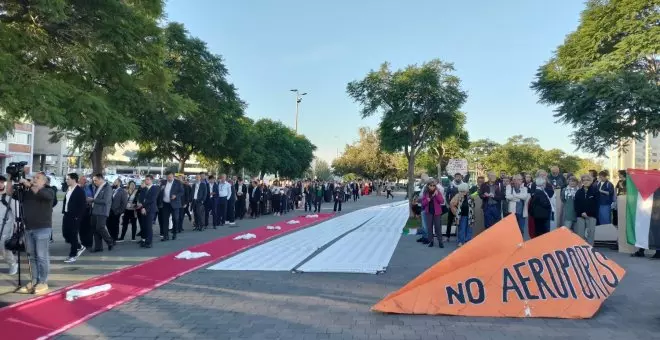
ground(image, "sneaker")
xmin=76 ymin=245 xmax=86 ymax=258
xmin=64 ymin=257 xmax=77 ymax=263
xmin=229 ymin=222 xmax=236 ymax=225
xmin=16 ymin=282 xmax=34 ymax=294
xmin=34 ymin=283 xmax=49 ymax=295
xmin=8 ymin=263 xmax=18 ymax=275
xmin=116 ymin=239 xmax=125 ymax=243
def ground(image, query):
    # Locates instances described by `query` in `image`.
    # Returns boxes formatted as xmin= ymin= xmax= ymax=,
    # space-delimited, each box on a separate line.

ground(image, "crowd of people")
xmin=413 ymin=167 xmax=657 ymax=259
xmin=0 ymin=170 xmax=393 ymax=295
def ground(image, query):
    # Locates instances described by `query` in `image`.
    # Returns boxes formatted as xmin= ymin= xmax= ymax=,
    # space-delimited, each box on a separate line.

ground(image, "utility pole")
xmin=290 ymin=89 xmax=307 ymax=133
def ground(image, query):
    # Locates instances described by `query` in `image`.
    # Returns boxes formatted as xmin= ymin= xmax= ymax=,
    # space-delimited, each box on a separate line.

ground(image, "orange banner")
xmin=373 ymin=215 xmax=626 ymax=319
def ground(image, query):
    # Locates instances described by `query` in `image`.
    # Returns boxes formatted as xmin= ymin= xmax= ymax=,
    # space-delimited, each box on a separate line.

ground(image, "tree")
xmin=532 ymin=0 xmax=660 ymax=156
xmin=251 ymin=119 xmax=316 ymax=179
xmin=332 ymin=128 xmax=399 ymax=180
xmin=347 ymin=60 xmax=467 ymax=203
xmin=310 ymin=158 xmax=332 ymax=181
xmin=467 ymin=135 xmax=600 ymax=175
xmin=136 ymin=23 xmax=242 ymax=173
xmin=427 ymin=111 xmax=470 ymax=178
xmin=0 ymin=0 xmax=179 ymax=174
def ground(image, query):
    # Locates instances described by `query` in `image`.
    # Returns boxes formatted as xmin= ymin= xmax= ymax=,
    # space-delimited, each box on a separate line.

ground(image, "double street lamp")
xmin=290 ymin=89 xmax=307 ymax=133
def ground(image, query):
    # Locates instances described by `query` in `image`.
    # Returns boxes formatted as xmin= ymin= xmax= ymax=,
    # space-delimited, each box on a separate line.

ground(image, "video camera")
xmin=6 ymin=161 xmax=27 ymax=182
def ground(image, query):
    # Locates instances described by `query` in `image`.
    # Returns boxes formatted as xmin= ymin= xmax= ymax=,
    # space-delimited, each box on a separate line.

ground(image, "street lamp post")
xmin=290 ymin=89 xmax=307 ymax=133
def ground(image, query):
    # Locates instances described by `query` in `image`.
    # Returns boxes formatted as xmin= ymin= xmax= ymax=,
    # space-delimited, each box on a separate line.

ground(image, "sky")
xmin=164 ymin=0 xmax=589 ymax=164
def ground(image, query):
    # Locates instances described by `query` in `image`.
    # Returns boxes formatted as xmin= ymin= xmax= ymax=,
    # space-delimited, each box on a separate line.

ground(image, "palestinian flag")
xmin=626 ymin=169 xmax=660 ymax=250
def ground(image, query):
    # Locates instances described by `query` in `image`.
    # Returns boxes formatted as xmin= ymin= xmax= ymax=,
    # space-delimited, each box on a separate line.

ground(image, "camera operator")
xmin=0 ymin=175 xmax=18 ymax=275
xmin=16 ymin=172 xmax=54 ymax=295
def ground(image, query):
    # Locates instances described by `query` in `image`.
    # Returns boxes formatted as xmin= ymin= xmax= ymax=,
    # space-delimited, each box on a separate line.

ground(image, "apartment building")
xmin=0 ymin=122 xmax=35 ymax=173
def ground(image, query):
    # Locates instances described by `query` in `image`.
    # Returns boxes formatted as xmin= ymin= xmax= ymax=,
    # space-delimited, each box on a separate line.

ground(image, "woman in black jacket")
xmin=530 ymin=177 xmax=552 ymax=237
xmin=574 ymin=174 xmax=599 ymax=245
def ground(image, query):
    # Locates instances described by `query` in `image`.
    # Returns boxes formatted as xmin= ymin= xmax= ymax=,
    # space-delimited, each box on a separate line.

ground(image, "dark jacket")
xmin=531 ymin=182 xmax=555 ymax=198
xmin=23 ymin=187 xmax=55 ymax=230
xmin=235 ymin=183 xmax=248 ymax=201
xmin=183 ymin=183 xmax=192 ymax=204
xmin=192 ymin=182 xmax=208 ymax=202
xmin=164 ymin=179 xmax=184 ymax=209
xmin=140 ymin=185 xmax=159 ymax=215
xmin=479 ymin=182 xmax=505 ymax=209
xmin=62 ymin=186 xmax=86 ymax=219
xmin=111 ymin=186 xmax=128 ymax=215
xmin=597 ymin=180 xmax=615 ymax=206
xmin=530 ymin=188 xmax=552 ymax=219
xmin=250 ymin=186 xmax=262 ymax=203
xmin=575 ymin=186 xmax=599 ymax=218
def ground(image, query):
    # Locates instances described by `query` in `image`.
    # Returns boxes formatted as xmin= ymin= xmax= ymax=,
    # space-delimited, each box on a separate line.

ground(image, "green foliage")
xmin=251 ymin=119 xmax=316 ymax=179
xmin=311 ymin=159 xmax=333 ymax=181
xmin=427 ymin=111 xmax=470 ymax=177
xmin=0 ymin=0 xmax=174 ymax=173
xmin=332 ymin=128 xmax=399 ymax=180
xmin=532 ymin=0 xmax=660 ymax=156
xmin=467 ymin=135 xmax=603 ymax=176
xmin=347 ymin=59 xmax=467 ymax=200
xmin=137 ymin=23 xmax=243 ymax=172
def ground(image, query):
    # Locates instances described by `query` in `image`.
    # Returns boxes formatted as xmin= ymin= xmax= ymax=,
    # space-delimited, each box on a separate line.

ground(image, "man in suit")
xmin=161 ymin=171 xmax=183 ymax=241
xmin=216 ymin=174 xmax=231 ymax=226
xmin=107 ymin=178 xmax=128 ymax=242
xmin=191 ymin=173 xmax=208 ymax=231
xmin=249 ymin=180 xmax=262 ymax=218
xmin=88 ymin=174 xmax=115 ymax=252
xmin=227 ymin=176 xmax=237 ymax=225
xmin=78 ymin=176 xmax=94 ymax=249
xmin=179 ymin=175 xmax=192 ymax=230
xmin=234 ymin=176 xmax=247 ymax=220
xmin=63 ymin=173 xmax=87 ymax=263
xmin=205 ymin=175 xmax=217 ymax=228
xmin=137 ymin=175 xmax=158 ymax=248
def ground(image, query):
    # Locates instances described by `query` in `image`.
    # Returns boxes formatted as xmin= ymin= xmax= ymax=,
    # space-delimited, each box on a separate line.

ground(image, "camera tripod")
xmin=1 ymin=186 xmax=32 ymax=290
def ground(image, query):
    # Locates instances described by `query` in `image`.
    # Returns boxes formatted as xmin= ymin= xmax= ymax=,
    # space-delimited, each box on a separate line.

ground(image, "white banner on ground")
xmin=446 ymin=159 xmax=468 ymax=176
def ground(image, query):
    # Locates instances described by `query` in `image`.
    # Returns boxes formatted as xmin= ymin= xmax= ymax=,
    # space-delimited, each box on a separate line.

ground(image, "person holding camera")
xmin=0 ymin=175 xmax=18 ymax=275
xmin=88 ymin=174 xmax=115 ymax=252
xmin=16 ymin=172 xmax=54 ymax=295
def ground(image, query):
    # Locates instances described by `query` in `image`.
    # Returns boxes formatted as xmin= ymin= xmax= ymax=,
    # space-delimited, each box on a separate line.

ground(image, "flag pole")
xmin=645 ymin=132 xmax=650 ymax=170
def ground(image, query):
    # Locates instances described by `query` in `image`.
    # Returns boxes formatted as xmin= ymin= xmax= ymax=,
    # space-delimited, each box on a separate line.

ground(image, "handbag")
xmin=5 ymin=228 xmax=25 ymax=252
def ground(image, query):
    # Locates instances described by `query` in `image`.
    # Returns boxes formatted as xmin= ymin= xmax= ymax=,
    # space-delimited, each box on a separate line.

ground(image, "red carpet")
xmin=0 ymin=214 xmax=332 ymax=340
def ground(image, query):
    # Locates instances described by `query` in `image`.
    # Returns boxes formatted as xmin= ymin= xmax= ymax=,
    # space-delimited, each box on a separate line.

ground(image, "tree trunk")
xmin=178 ymin=157 xmax=188 ymax=174
xmin=91 ymin=140 xmax=104 ymax=175
xmin=407 ymin=153 xmax=415 ymax=204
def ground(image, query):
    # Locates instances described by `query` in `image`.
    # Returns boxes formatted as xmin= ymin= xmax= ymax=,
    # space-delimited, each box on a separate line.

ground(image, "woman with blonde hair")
xmin=450 ymin=183 xmax=474 ymax=247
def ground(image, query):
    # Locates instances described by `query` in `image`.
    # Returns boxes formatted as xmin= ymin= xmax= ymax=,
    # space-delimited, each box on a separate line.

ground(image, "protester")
xmin=597 ymin=170 xmax=615 ymax=225
xmin=480 ymin=172 xmax=503 ymax=229
xmin=505 ymin=174 xmax=529 ymax=236
xmin=574 ymin=174 xmax=599 ymax=245
xmin=17 ymin=172 xmax=54 ymax=294
xmin=421 ymin=181 xmax=445 ymax=248
xmin=560 ymin=176 xmax=579 ymax=231
xmin=450 ymin=183 xmax=474 ymax=247
xmin=530 ymin=176 xmax=552 ymax=237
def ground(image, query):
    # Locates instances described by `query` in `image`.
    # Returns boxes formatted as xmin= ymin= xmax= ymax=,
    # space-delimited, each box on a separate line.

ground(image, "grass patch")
xmin=402 ymin=214 xmax=449 ymax=233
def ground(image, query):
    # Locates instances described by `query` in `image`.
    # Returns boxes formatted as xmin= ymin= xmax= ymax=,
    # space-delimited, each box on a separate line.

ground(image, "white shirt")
xmin=193 ymin=182 xmax=200 ymax=199
xmin=65 ymin=186 xmax=75 ymax=213
xmin=164 ymin=180 xmax=173 ymax=203
xmin=217 ymin=181 xmax=231 ymax=198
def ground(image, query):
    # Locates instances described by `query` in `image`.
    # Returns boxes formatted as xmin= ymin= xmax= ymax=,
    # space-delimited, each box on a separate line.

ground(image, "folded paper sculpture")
xmin=372 ymin=214 xmax=625 ymax=319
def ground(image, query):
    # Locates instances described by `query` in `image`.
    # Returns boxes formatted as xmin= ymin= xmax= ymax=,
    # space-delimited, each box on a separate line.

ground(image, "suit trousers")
xmin=236 ymin=198 xmax=246 ymax=219
xmin=250 ymin=200 xmax=259 ymax=217
xmin=91 ymin=214 xmax=114 ymax=250
xmin=192 ymin=200 xmax=205 ymax=229
xmin=79 ymin=209 xmax=93 ymax=248
xmin=333 ymin=199 xmax=342 ymax=212
xmin=227 ymin=198 xmax=236 ymax=222
xmin=62 ymin=214 xmax=81 ymax=258
xmin=161 ymin=203 xmax=179 ymax=239
xmin=107 ymin=210 xmax=121 ymax=241
xmin=216 ymin=197 xmax=228 ymax=225
xmin=140 ymin=211 xmax=155 ymax=245
xmin=314 ymin=197 xmax=322 ymax=212
xmin=205 ymin=199 xmax=214 ymax=227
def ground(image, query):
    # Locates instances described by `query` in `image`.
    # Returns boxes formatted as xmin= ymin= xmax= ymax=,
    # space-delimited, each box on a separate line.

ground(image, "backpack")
xmin=49 ymin=186 xmax=58 ymax=207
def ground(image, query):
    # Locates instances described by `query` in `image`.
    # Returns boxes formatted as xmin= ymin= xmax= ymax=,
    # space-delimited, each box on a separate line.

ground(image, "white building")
xmin=609 ymin=134 xmax=660 ymax=174
xmin=0 ymin=122 xmax=35 ymax=173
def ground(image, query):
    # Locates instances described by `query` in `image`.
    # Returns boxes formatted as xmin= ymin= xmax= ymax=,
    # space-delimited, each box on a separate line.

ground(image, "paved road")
xmin=5 ymin=193 xmax=660 ymax=340
xmin=0 ymin=193 xmax=390 ymax=307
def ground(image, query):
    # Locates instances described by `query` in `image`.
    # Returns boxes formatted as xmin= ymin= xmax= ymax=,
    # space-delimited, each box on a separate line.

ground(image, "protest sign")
xmin=446 ymin=159 xmax=468 ymax=176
